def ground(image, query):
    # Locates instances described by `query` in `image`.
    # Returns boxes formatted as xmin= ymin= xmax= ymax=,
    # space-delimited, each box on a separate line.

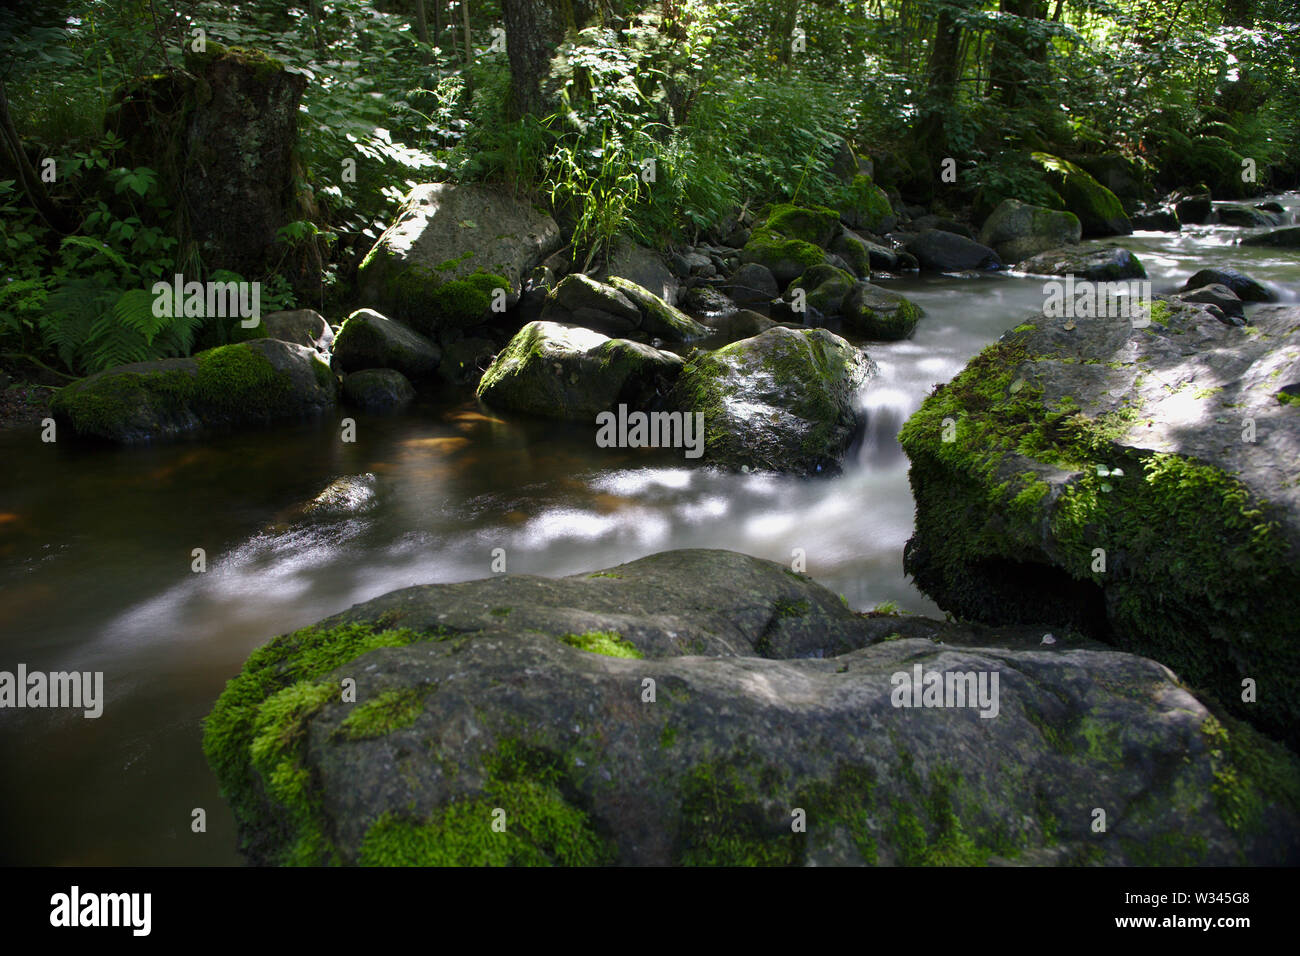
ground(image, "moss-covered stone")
xmin=669 ymin=326 xmax=872 ymax=475
xmin=899 ymin=304 xmax=1300 ymax=745
xmin=740 ymin=227 xmax=829 ymax=285
xmin=1032 ymin=153 xmax=1131 ymax=237
xmin=841 ymin=282 xmax=923 ymax=340
xmin=840 ymin=174 xmax=895 ymax=234
xmin=51 ymin=339 xmax=335 ymax=443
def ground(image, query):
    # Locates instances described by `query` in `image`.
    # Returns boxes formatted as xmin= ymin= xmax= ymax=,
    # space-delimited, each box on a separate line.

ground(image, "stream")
xmin=1 ymin=194 xmax=1297 ymax=864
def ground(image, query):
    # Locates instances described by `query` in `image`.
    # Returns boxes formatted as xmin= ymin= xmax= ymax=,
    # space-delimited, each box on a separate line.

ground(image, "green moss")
xmin=741 ymin=227 xmax=826 ymax=275
xmin=1202 ymin=714 xmax=1300 ymax=838
xmin=428 ymin=271 xmax=509 ymax=329
xmin=774 ymin=598 xmax=810 ymax=618
xmin=338 ymin=687 xmax=429 ymax=741
xmin=587 ymin=571 xmax=622 ymax=579
xmin=675 ymin=759 xmax=800 ymax=866
xmin=310 ymin=356 xmax=333 ymax=389
xmin=1121 ymin=831 xmax=1208 ymax=866
xmin=194 ymin=343 xmax=294 ymax=419
xmin=1031 ymin=152 xmax=1128 ymax=233
xmin=202 ymin=622 xmax=425 ymax=865
xmin=840 ymin=174 xmax=894 ymax=232
xmin=1012 ymin=323 xmax=1038 ymax=334
xmin=898 ymin=330 xmax=1298 ymax=741
xmin=1277 ymin=391 xmax=1299 ymax=407
xmin=1148 ymin=299 xmax=1172 ymax=326
xmin=558 ymin=629 xmax=644 ymax=659
xmin=762 ymin=203 xmax=840 ymax=245
xmin=489 ymin=606 xmax=512 ymax=617
xmin=358 ymin=739 xmax=615 ymax=866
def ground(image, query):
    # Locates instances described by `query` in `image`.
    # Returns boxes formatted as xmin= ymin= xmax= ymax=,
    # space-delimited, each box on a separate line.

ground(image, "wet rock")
xmin=1182 ymin=268 xmax=1275 ymax=303
xmin=669 ymin=326 xmax=872 ymax=475
xmin=841 ymin=282 xmax=923 ymax=341
xmin=1015 ymin=244 xmax=1146 ymax=281
xmin=476 ymin=321 xmax=682 ymax=420
xmin=978 ymin=199 xmax=1082 ymax=263
xmin=905 ymin=230 xmax=1001 ymax=272
xmin=331 ymin=309 xmax=441 ymax=381
xmin=899 ymin=302 xmax=1300 ymax=746
xmin=204 ymin=549 xmax=1300 ymax=866
xmin=342 ymin=369 xmax=416 ymax=411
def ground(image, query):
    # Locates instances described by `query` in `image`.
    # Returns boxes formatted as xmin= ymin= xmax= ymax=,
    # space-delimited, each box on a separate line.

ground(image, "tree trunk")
xmin=414 ymin=0 xmax=430 ymax=65
xmin=462 ymin=0 xmax=474 ymax=93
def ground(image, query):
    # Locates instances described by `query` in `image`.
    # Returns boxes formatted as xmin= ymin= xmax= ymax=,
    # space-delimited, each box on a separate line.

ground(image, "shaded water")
xmin=1 ymin=194 xmax=1297 ymax=864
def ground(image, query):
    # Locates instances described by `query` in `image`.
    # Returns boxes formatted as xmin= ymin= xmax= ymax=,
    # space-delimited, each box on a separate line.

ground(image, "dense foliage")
xmin=1 ymin=0 xmax=1296 ymax=376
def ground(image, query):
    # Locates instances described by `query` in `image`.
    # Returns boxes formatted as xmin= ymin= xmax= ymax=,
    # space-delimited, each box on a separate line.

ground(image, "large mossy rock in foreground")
xmin=899 ymin=303 xmax=1300 ymax=747
xmin=51 ymin=339 xmax=336 ymax=442
xmin=357 ymin=183 xmax=562 ymax=336
xmin=669 ymin=327 xmax=872 ymax=476
xmin=476 ymin=321 xmax=682 ymax=420
xmin=203 ymin=548 xmax=1300 ymax=866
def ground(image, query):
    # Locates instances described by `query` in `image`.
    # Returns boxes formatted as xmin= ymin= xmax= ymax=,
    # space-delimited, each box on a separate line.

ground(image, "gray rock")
xmin=597 ymin=241 xmax=681 ymax=306
xmin=476 ymin=321 xmax=682 ymax=420
xmin=698 ymin=309 xmax=777 ymax=343
xmin=904 ymin=230 xmax=1001 ymax=272
xmin=669 ymin=326 xmax=872 ymax=475
xmin=1174 ymin=283 xmax=1244 ymax=319
xmin=342 ymin=368 xmax=415 ymax=411
xmin=912 ymin=215 xmax=974 ymax=239
xmin=1015 ymin=244 xmax=1146 ymax=281
xmin=1130 ymin=207 xmax=1181 ymax=232
xmin=542 ymin=274 xmax=643 ymax=335
xmin=1216 ymin=204 xmax=1282 ymax=228
xmin=1182 ymin=268 xmax=1275 ymax=302
xmin=261 ymin=309 xmax=334 ymax=354
xmin=727 ymin=262 xmax=780 ymax=308
xmin=205 ymin=548 xmax=1300 ymax=866
xmin=684 ymin=286 xmax=739 ymax=317
xmin=357 ymin=183 xmax=561 ymax=333
xmin=606 ymin=276 xmax=711 ymax=342
xmin=899 ymin=303 xmax=1300 ymax=746
xmin=331 ymin=309 xmax=441 ymax=381
xmin=1174 ymin=191 xmax=1212 ymax=225
xmin=1242 ymin=226 xmax=1300 ymax=248
xmin=978 ymin=199 xmax=1082 ymax=263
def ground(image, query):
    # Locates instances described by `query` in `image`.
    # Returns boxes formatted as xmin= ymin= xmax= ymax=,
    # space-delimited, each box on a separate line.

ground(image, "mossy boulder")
xmin=840 ymin=174 xmax=896 ymax=233
xmin=1015 ymin=244 xmax=1146 ymax=280
xmin=668 ymin=326 xmax=873 ymax=475
xmin=1032 ymin=153 xmax=1132 ymax=237
xmin=761 ymin=203 xmax=841 ymax=246
xmin=541 ymin=274 xmax=642 ymax=336
xmin=595 ymin=240 xmax=681 ymax=306
xmin=341 ymin=369 xmax=416 ymax=412
xmin=898 ymin=303 xmax=1300 ymax=747
xmin=203 ymin=548 xmax=1300 ymax=866
xmin=606 ymin=276 xmax=711 ymax=342
xmin=740 ymin=228 xmax=829 ymax=285
xmin=51 ymin=339 xmax=336 ymax=443
xmin=841 ymin=282 xmax=924 ymax=341
xmin=330 ymin=309 xmax=441 ymax=381
xmin=788 ymin=264 xmax=856 ymax=316
xmin=357 ymin=183 xmax=561 ymax=335
xmin=476 ymin=320 xmax=683 ymax=420
xmin=978 ymin=199 xmax=1083 ymax=263
xmin=831 ymin=230 xmax=900 ymax=276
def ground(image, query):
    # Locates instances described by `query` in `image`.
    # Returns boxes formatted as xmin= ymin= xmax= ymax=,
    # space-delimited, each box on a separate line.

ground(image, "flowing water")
xmin=1 ymin=194 xmax=1297 ymax=865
